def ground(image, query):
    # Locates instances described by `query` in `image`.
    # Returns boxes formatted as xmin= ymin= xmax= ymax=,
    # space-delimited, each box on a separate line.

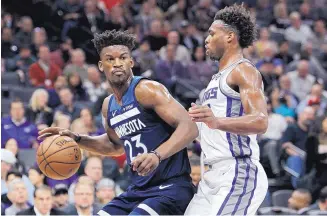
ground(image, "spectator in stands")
xmin=132 ymin=38 xmax=158 ymax=76
xmin=155 ymin=44 xmax=188 ymax=93
xmin=275 ymin=40 xmax=294 ymax=65
xmin=6 ymin=45 xmax=36 ymax=72
xmin=1 ymin=150 xmax=17 ymax=195
xmin=147 ymin=0 xmax=164 ymax=20
xmin=270 ymin=2 xmax=290 ymax=30
xmin=273 ymin=74 xmax=299 ymax=109
xmin=26 ymin=88 xmax=54 ymax=129
xmin=105 ymin=4 xmax=130 ymax=31
xmin=80 ymin=108 xmax=104 ymax=135
xmin=14 ymin=16 xmax=33 ymax=48
xmin=288 ymin=189 xmax=312 ymax=212
xmin=188 ymin=46 xmax=213 ymax=85
xmin=280 ymin=106 xmax=316 ymax=187
xmin=84 ymin=157 xmax=103 ymax=185
xmin=5 ymin=179 xmax=30 ymax=215
xmin=95 ymin=178 xmax=116 ymax=208
xmin=78 ymin=0 xmax=105 ymax=34
xmin=51 ymin=112 xmax=71 ymax=129
xmin=256 ymin=43 xmax=283 ymax=89
xmin=254 ymin=28 xmax=278 ymax=59
xmin=285 ymin=12 xmax=314 ymax=45
xmin=67 ymin=71 xmax=89 ymax=101
xmin=30 ymin=27 xmax=49 ymax=57
xmin=312 ymin=20 xmax=327 ymax=51
xmin=48 ymin=75 xmax=68 ymax=109
xmin=190 ymin=157 xmax=201 ymax=187
xmin=299 ymin=2 xmax=315 ymax=27
xmin=178 ymin=20 xmax=200 ymax=52
xmin=288 ymin=60 xmax=316 ymax=101
xmin=17 ymin=185 xmax=64 ymax=215
xmin=165 ymin=0 xmax=187 ymax=30
xmin=83 ymin=65 xmax=107 ymax=102
xmin=2 ymin=27 xmax=18 ymax=59
xmin=319 ymin=117 xmax=327 ymax=145
xmin=296 ymin=83 xmax=327 ymax=117
xmin=55 ymin=87 xmax=83 ymax=121
xmin=317 ymin=186 xmax=327 ymax=211
xmin=5 ymin=138 xmax=26 ymax=174
xmin=28 ymin=166 xmax=45 ymax=189
xmin=271 ymin=87 xmax=296 ymax=122
xmin=63 ymin=48 xmax=88 ymax=80
xmin=29 ymin=45 xmax=62 ymax=88
xmin=134 ymin=1 xmax=154 ymax=38
xmin=142 ymin=19 xmax=167 ymax=52
xmin=68 ymin=175 xmax=94 ymax=203
xmin=188 ymin=0 xmax=217 ymax=32
xmin=1 ymin=167 xmax=35 ymax=207
xmin=1 ymin=99 xmax=38 ymax=149
xmin=64 ymin=182 xmax=101 ymax=215
xmin=52 ymin=184 xmax=69 ymax=210
xmin=259 ymin=101 xmax=288 ymax=177
xmin=159 ymin=31 xmax=191 ymax=65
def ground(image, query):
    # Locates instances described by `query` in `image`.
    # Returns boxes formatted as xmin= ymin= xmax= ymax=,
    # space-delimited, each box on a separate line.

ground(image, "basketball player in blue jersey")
xmin=185 ymin=4 xmax=269 ymax=216
xmin=38 ymin=29 xmax=198 ymax=215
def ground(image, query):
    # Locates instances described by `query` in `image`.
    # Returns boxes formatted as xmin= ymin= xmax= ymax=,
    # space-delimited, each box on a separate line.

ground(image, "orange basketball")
xmin=36 ymin=135 xmax=82 ymax=180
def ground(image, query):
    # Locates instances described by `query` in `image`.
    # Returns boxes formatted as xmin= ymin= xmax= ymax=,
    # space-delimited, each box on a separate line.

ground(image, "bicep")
xmin=153 ymin=87 xmax=189 ymax=128
xmin=237 ymin=68 xmax=267 ymax=116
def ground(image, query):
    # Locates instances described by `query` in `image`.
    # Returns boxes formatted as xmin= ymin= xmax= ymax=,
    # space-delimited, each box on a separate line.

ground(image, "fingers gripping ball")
xmin=36 ymin=135 xmax=82 ymax=180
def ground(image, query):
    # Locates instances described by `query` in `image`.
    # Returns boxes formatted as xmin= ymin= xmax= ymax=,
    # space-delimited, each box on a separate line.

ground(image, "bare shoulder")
xmin=101 ymin=95 xmax=112 ymax=118
xmin=231 ymin=62 xmax=263 ymax=88
xmin=135 ymin=79 xmax=171 ymax=108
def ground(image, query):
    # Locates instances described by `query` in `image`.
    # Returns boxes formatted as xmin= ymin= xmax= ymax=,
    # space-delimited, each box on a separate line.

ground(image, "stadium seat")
xmin=1 ymin=72 xmax=21 ymax=86
xmin=1 ymin=98 xmax=11 ymax=117
xmin=257 ymin=206 xmax=298 ymax=215
xmin=11 ymin=87 xmax=37 ymax=102
xmin=18 ymin=149 xmax=36 ymax=171
xmin=307 ymin=210 xmax=327 ymax=215
xmin=272 ymin=189 xmax=294 ymax=207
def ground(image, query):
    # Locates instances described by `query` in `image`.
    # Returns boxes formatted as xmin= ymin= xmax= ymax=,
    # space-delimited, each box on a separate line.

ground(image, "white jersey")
xmin=198 ymin=58 xmax=262 ymax=164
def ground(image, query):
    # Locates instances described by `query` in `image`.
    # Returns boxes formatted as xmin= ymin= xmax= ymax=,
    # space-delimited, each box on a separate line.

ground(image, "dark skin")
xmin=39 ymin=45 xmax=198 ymax=176
xmin=189 ymin=20 xmax=268 ymax=135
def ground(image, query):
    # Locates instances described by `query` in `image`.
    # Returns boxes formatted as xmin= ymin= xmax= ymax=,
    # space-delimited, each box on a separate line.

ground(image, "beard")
xmin=77 ymin=203 xmax=91 ymax=210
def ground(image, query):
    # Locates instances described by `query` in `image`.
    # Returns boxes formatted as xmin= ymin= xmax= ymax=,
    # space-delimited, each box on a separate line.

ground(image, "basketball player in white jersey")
xmin=185 ymin=4 xmax=268 ymax=216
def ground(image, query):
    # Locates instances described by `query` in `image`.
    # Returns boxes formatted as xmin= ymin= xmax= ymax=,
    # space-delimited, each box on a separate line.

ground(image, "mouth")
xmin=205 ymin=45 xmax=210 ymax=55
xmin=113 ymin=70 xmax=124 ymax=76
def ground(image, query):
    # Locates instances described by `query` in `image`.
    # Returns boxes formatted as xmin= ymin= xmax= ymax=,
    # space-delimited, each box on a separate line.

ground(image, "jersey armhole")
xmin=105 ymin=94 xmax=114 ymax=129
xmin=132 ymin=77 xmax=153 ymax=113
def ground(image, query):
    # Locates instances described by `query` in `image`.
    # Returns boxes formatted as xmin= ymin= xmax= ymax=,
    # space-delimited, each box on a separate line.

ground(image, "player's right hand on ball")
xmin=38 ymin=127 xmax=78 ymax=141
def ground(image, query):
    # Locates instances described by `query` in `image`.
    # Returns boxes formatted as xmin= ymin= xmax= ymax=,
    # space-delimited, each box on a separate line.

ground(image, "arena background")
xmin=1 ymin=0 xmax=327 ymax=215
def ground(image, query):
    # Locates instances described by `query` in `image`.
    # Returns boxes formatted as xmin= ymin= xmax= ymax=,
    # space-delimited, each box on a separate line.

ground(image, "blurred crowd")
xmin=1 ymin=0 xmax=327 ymax=215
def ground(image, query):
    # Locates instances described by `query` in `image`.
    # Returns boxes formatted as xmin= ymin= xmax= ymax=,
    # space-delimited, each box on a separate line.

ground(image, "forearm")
xmin=155 ymin=121 xmax=198 ymax=160
xmin=215 ymin=114 xmax=267 ymax=135
xmin=77 ymin=133 xmax=123 ymax=156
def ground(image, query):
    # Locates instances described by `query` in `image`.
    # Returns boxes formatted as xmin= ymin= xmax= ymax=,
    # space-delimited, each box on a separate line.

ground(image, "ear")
xmin=226 ymin=31 xmax=235 ymax=43
xmin=98 ymin=61 xmax=103 ymax=72
xmin=130 ymin=57 xmax=134 ymax=68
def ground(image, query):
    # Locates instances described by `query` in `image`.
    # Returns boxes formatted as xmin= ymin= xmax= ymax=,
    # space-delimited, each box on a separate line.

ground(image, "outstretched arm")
xmin=131 ymin=80 xmax=199 ymax=175
xmin=38 ymin=97 xmax=124 ymax=156
xmin=189 ymin=63 xmax=268 ymax=135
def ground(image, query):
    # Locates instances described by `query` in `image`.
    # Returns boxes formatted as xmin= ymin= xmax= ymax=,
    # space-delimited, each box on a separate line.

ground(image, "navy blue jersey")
xmin=106 ymin=76 xmax=191 ymax=188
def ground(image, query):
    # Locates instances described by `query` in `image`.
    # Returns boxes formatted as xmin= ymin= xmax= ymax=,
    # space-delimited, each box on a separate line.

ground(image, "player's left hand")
xmin=131 ymin=153 xmax=160 ymax=176
xmin=188 ymin=103 xmax=218 ymax=129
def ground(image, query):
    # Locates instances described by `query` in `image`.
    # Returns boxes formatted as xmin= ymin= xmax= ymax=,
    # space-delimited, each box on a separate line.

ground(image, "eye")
xmin=121 ymin=56 xmax=127 ymax=60
xmin=107 ymin=58 xmax=114 ymax=62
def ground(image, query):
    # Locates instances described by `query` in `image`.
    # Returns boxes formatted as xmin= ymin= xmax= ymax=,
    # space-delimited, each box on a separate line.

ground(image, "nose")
xmin=205 ymin=36 xmax=210 ymax=45
xmin=113 ymin=58 xmax=123 ymax=67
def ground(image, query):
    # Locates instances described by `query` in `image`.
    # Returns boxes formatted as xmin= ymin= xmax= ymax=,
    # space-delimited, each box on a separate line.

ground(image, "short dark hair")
xmin=319 ymin=186 xmax=327 ymax=202
xmin=92 ymin=30 xmax=136 ymax=55
xmin=10 ymin=98 xmax=24 ymax=109
xmin=34 ymin=185 xmax=52 ymax=198
xmin=6 ymin=170 xmax=22 ymax=181
xmin=214 ymin=4 xmax=257 ymax=48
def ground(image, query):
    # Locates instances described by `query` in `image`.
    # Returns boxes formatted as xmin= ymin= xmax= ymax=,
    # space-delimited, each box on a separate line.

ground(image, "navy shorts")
xmin=98 ymin=176 xmax=195 ymax=215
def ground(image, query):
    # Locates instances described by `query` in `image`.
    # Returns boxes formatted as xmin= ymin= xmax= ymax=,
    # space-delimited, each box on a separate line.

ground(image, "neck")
xmin=15 ymin=202 xmax=27 ymax=208
xmin=35 ymin=182 xmax=43 ymax=188
xmin=77 ymin=206 xmax=91 ymax=215
xmin=298 ymin=121 xmax=308 ymax=131
xmin=218 ymin=48 xmax=243 ymax=71
xmin=111 ymin=76 xmax=133 ymax=103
